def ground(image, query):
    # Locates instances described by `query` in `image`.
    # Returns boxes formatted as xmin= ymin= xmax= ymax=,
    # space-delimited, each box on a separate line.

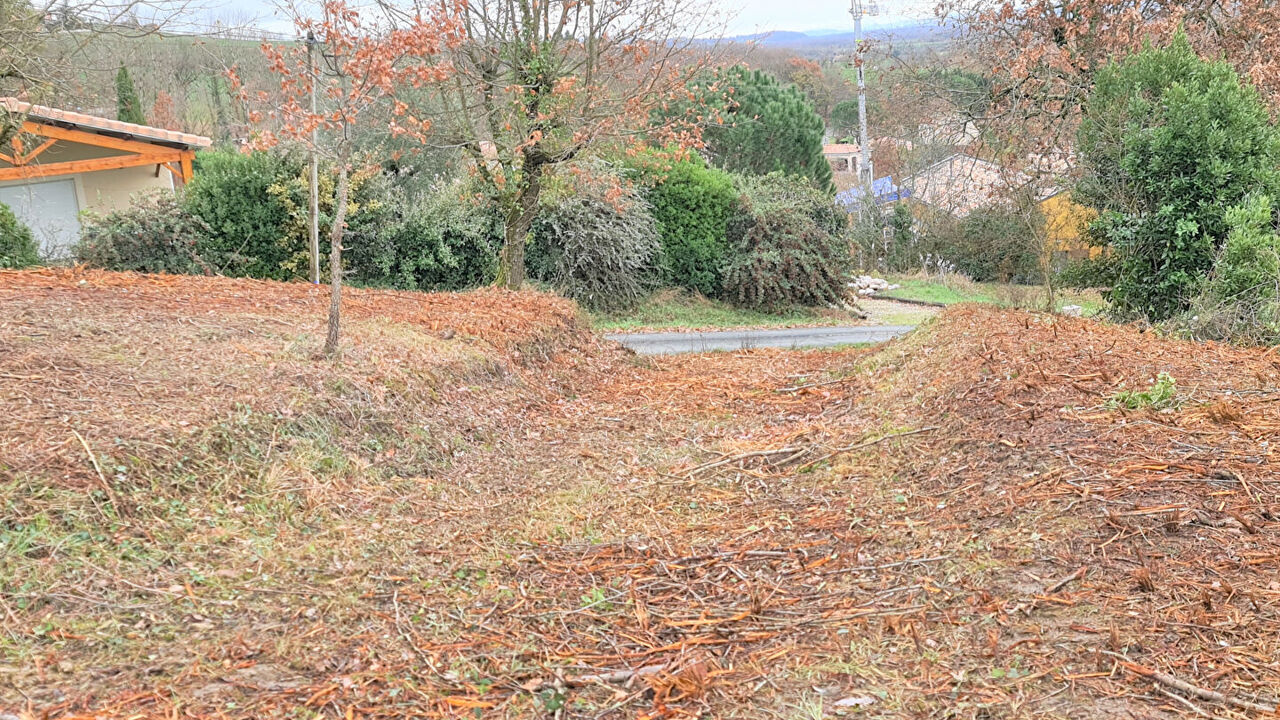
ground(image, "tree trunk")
xmin=323 ymin=160 xmax=351 ymax=357
xmin=496 ymin=161 xmax=543 ymax=290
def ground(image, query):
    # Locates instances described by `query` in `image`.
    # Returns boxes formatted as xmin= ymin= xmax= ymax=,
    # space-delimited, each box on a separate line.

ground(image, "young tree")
xmin=237 ymin=0 xmax=458 ymax=355
xmin=149 ymin=89 xmax=179 ymax=130
xmin=407 ymin=0 xmax=725 ymax=289
xmin=689 ymin=67 xmax=833 ymax=192
xmin=115 ymin=65 xmax=146 ymax=124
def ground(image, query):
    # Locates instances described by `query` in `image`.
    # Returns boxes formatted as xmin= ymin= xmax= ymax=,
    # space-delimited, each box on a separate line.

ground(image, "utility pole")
xmin=306 ymin=29 xmax=321 ymax=285
xmin=849 ymin=0 xmax=874 ymax=193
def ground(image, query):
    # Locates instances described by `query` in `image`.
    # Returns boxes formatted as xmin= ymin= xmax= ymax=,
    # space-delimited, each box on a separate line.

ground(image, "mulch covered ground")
xmin=2 ymin=272 xmax=1277 ymax=719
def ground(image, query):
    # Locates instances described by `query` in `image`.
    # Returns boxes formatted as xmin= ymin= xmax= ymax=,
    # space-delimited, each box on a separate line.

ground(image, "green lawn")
xmin=593 ymin=289 xmax=863 ymax=332
xmin=880 ymin=273 xmax=1107 ymax=316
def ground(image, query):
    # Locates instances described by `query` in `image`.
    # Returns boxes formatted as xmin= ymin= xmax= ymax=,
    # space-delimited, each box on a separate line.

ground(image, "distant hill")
xmin=721 ymin=20 xmax=951 ymax=50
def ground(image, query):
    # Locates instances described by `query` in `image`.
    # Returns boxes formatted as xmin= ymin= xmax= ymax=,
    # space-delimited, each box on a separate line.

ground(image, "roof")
xmin=823 ymin=143 xmax=860 ymax=155
xmin=836 ymin=176 xmax=911 ymax=209
xmin=901 ymin=153 xmax=1028 ymax=218
xmin=0 ymin=97 xmax=212 ymax=150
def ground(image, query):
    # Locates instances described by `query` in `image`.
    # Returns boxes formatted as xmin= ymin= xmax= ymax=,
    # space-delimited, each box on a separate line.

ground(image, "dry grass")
xmin=3 ymin=271 xmax=1278 ymax=719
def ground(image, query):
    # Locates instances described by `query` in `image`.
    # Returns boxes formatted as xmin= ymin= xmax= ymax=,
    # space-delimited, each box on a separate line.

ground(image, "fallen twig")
xmin=685 ymin=447 xmax=807 ymax=477
xmin=1103 ymin=651 xmax=1278 ymax=714
xmin=522 ymin=663 xmax=668 ymax=691
xmin=72 ymin=428 xmax=123 ymax=519
xmin=775 ymin=377 xmax=849 ymax=393
xmin=797 ymin=426 xmax=939 ymax=471
xmin=1046 ymin=566 xmax=1088 ymax=594
xmin=820 ymin=555 xmax=953 ymax=577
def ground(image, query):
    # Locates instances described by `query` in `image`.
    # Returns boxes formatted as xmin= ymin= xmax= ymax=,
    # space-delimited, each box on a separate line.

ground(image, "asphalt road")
xmin=606 ymin=325 xmax=915 ymax=355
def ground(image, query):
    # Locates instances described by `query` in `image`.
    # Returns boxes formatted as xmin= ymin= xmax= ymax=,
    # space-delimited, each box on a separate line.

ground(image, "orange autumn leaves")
xmin=231 ymin=0 xmax=465 ymax=153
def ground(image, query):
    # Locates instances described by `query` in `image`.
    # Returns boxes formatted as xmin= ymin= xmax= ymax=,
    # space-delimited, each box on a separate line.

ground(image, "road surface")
xmin=606 ymin=325 xmax=915 ymax=355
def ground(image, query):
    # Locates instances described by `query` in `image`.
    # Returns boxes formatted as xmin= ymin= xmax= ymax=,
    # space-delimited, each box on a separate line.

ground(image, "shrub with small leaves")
xmin=347 ymin=181 xmax=502 ymax=291
xmin=0 ymin=201 xmax=39 ymax=269
xmin=721 ymin=172 xmax=852 ymax=311
xmin=1180 ymin=194 xmax=1280 ymax=344
xmin=628 ymin=151 xmax=736 ymax=297
xmin=529 ymin=176 xmax=660 ymax=312
xmin=1208 ymin=194 xmax=1280 ymax=303
xmin=184 ymin=149 xmax=303 ymax=279
xmin=76 ymin=192 xmax=213 ymax=275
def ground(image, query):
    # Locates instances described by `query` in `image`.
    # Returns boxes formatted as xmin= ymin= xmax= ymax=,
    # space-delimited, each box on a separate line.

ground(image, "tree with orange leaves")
xmin=939 ymin=0 xmax=1280 ymax=154
xmin=235 ymin=0 xmax=459 ymax=356
xmin=387 ymin=0 xmax=726 ymax=289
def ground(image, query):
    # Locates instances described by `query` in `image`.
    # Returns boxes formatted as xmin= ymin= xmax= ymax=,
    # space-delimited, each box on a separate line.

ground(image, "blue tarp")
xmin=835 ymin=176 xmax=911 ymax=210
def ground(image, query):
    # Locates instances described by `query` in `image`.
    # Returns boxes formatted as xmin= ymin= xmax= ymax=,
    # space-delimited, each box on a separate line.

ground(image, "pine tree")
xmin=115 ymin=66 xmax=146 ymax=125
xmin=682 ymin=67 xmax=834 ymax=193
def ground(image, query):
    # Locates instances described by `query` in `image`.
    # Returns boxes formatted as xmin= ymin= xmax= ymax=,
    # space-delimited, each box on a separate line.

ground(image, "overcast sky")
xmin=722 ymin=0 xmax=937 ymax=34
xmin=218 ymin=0 xmax=938 ymax=39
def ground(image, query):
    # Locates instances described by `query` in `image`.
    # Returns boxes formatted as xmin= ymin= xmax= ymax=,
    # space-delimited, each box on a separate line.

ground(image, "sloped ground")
xmin=2 ymin=273 xmax=1277 ymax=719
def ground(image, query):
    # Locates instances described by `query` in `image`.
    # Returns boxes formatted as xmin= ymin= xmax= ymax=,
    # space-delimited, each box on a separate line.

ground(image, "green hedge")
xmin=347 ymin=182 xmax=502 ymax=291
xmin=630 ymin=152 xmax=736 ymax=297
xmin=185 ymin=150 xmax=302 ymax=279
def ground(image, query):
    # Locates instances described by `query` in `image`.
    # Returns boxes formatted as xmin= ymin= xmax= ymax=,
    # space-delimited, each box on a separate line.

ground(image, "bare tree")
xmin=391 ymin=0 xmax=727 ymax=289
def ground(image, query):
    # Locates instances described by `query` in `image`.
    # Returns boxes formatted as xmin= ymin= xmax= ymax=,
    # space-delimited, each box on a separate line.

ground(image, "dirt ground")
xmin=2 ymin=269 xmax=1278 ymax=719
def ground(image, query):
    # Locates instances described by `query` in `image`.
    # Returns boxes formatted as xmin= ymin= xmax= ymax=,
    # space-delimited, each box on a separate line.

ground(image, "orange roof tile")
xmin=0 ymin=97 xmax=212 ymax=149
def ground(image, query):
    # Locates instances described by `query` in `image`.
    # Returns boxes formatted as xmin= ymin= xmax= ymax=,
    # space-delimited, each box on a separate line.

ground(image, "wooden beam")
xmin=179 ymin=151 xmax=194 ymax=184
xmin=0 ymin=151 xmax=184 ymax=181
xmin=19 ymin=137 xmax=58 ymax=166
xmin=20 ymin=120 xmax=181 ymax=156
xmin=161 ymin=161 xmax=183 ymax=181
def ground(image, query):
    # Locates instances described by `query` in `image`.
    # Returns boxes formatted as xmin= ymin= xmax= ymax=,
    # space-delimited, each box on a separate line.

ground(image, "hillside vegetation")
xmin=2 ymin=272 xmax=1278 ymax=718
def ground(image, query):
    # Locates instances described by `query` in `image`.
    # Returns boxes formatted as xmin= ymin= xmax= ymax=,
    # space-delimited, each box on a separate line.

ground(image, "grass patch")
xmin=593 ymin=288 xmax=861 ymax=332
xmin=880 ymin=272 xmax=1107 ymax=315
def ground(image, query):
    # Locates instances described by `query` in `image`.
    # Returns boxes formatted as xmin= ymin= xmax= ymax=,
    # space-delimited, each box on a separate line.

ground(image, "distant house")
xmin=823 ymin=143 xmax=867 ymax=178
xmin=902 ymin=153 xmax=1097 ymax=258
xmin=0 ymin=98 xmax=213 ymax=257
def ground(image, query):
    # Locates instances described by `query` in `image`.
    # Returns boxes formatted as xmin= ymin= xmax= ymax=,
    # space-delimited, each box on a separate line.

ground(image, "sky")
xmin=721 ymin=0 xmax=938 ymax=35
xmin=210 ymin=0 xmax=939 ymax=39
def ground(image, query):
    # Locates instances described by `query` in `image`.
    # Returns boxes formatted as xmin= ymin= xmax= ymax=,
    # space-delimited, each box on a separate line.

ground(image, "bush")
xmin=1181 ymin=195 xmax=1280 ymax=344
xmin=530 ymin=177 xmax=660 ymax=312
xmin=923 ymin=204 xmax=1040 ymax=283
xmin=347 ymin=182 xmax=502 ymax=291
xmin=267 ymin=164 xmax=397 ymax=282
xmin=629 ymin=152 xmax=736 ymax=296
xmin=1057 ymin=252 xmax=1119 ymax=289
xmin=0 ymin=202 xmax=39 ymax=269
xmin=721 ymin=172 xmax=852 ymax=311
xmin=1077 ymin=32 xmax=1280 ymax=320
xmin=1208 ymin=195 xmax=1280 ymax=303
xmin=76 ymin=192 xmax=213 ymax=275
xmin=185 ymin=150 xmax=303 ymax=279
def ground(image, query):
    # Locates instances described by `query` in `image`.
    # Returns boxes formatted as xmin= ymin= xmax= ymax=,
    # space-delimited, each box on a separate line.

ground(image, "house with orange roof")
xmin=0 ymin=98 xmax=213 ymax=257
